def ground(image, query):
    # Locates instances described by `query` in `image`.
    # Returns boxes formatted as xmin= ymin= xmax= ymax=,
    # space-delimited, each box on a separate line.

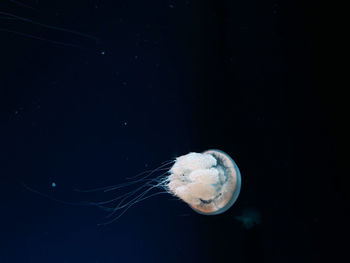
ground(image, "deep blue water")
xmin=0 ymin=1 xmax=347 ymax=262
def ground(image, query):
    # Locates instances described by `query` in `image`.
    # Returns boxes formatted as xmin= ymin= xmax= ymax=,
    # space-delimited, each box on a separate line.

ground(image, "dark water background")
xmin=0 ymin=0 xmax=347 ymax=262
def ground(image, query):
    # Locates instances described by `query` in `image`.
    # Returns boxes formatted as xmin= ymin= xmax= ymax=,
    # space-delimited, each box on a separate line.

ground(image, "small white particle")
xmin=51 ymin=182 xmax=56 ymax=188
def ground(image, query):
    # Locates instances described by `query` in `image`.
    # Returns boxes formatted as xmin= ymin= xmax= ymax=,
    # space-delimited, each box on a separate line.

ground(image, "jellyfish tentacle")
xmin=97 ymin=191 xmax=169 ymax=225
xmin=111 ymin=182 xmax=157 ymax=213
xmin=75 ymin=168 xmax=170 ymax=194
xmin=125 ymin=159 xmax=174 ymax=180
xmin=104 ymin=184 xmax=168 ymax=221
xmin=123 ymin=167 xmax=169 ymax=180
xmin=8 ymin=0 xmax=39 ymax=11
xmin=105 ymin=178 xmax=167 ymax=219
xmin=93 ymin=183 xmax=155 ymax=216
xmin=104 ymin=170 xmax=170 ymax=192
xmin=20 ymin=182 xmax=89 ymax=206
xmin=88 ymin=180 xmax=157 ymax=207
xmin=0 ymin=16 xmax=18 ymax=20
xmin=75 ymin=163 xmax=172 ymax=193
xmin=74 ymin=177 xmax=155 ymax=194
xmin=0 ymin=28 xmax=90 ymax=49
xmin=0 ymin=11 xmax=99 ymax=41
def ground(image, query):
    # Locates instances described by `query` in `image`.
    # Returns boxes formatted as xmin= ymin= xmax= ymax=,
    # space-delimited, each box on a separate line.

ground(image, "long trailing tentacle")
xmin=75 ymin=160 xmax=174 ymax=193
xmin=104 ymin=170 xmax=170 ymax=193
xmin=87 ymin=180 xmax=157 ymax=207
xmin=21 ymin=161 xmax=173 ymax=223
xmin=97 ymin=176 xmax=171 ymax=225
xmin=8 ymin=0 xmax=39 ymax=11
xmin=92 ymin=172 xmax=170 ymax=212
xmin=20 ymin=182 xmax=90 ymax=206
xmin=0 ymin=28 xmax=92 ymax=49
xmin=97 ymin=191 xmax=169 ymax=226
xmin=90 ymin=172 xmax=169 ymax=212
xmin=104 ymin=174 xmax=170 ymax=218
xmin=125 ymin=159 xmax=175 ymax=180
xmin=75 ymin=177 xmax=155 ymax=193
xmin=0 ymin=16 xmax=18 ymax=20
xmin=0 ymin=11 xmax=99 ymax=41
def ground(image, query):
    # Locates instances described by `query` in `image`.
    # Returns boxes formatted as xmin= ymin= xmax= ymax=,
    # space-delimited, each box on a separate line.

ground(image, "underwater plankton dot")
xmin=167 ymin=149 xmax=241 ymax=215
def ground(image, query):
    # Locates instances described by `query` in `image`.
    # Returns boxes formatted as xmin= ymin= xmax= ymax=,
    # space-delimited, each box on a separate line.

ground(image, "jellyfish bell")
xmin=167 ymin=149 xmax=241 ymax=215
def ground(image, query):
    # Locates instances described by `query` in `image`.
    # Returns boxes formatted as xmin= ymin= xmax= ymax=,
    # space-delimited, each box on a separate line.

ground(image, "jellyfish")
xmin=23 ymin=149 xmax=241 ymax=224
xmin=167 ymin=149 xmax=241 ymax=215
xmin=74 ymin=149 xmax=242 ymax=223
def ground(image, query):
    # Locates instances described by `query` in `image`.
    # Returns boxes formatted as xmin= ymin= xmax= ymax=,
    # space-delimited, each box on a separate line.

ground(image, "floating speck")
xmin=51 ymin=182 xmax=56 ymax=188
xmin=124 ymin=122 xmax=128 ymax=126
xmin=100 ymin=50 xmax=105 ymax=55
xmin=169 ymin=4 xmax=174 ymax=8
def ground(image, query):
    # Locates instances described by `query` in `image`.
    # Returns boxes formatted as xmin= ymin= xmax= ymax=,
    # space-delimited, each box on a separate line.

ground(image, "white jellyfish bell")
xmin=167 ymin=149 xmax=241 ymax=215
xmin=80 ymin=149 xmax=241 ymax=223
